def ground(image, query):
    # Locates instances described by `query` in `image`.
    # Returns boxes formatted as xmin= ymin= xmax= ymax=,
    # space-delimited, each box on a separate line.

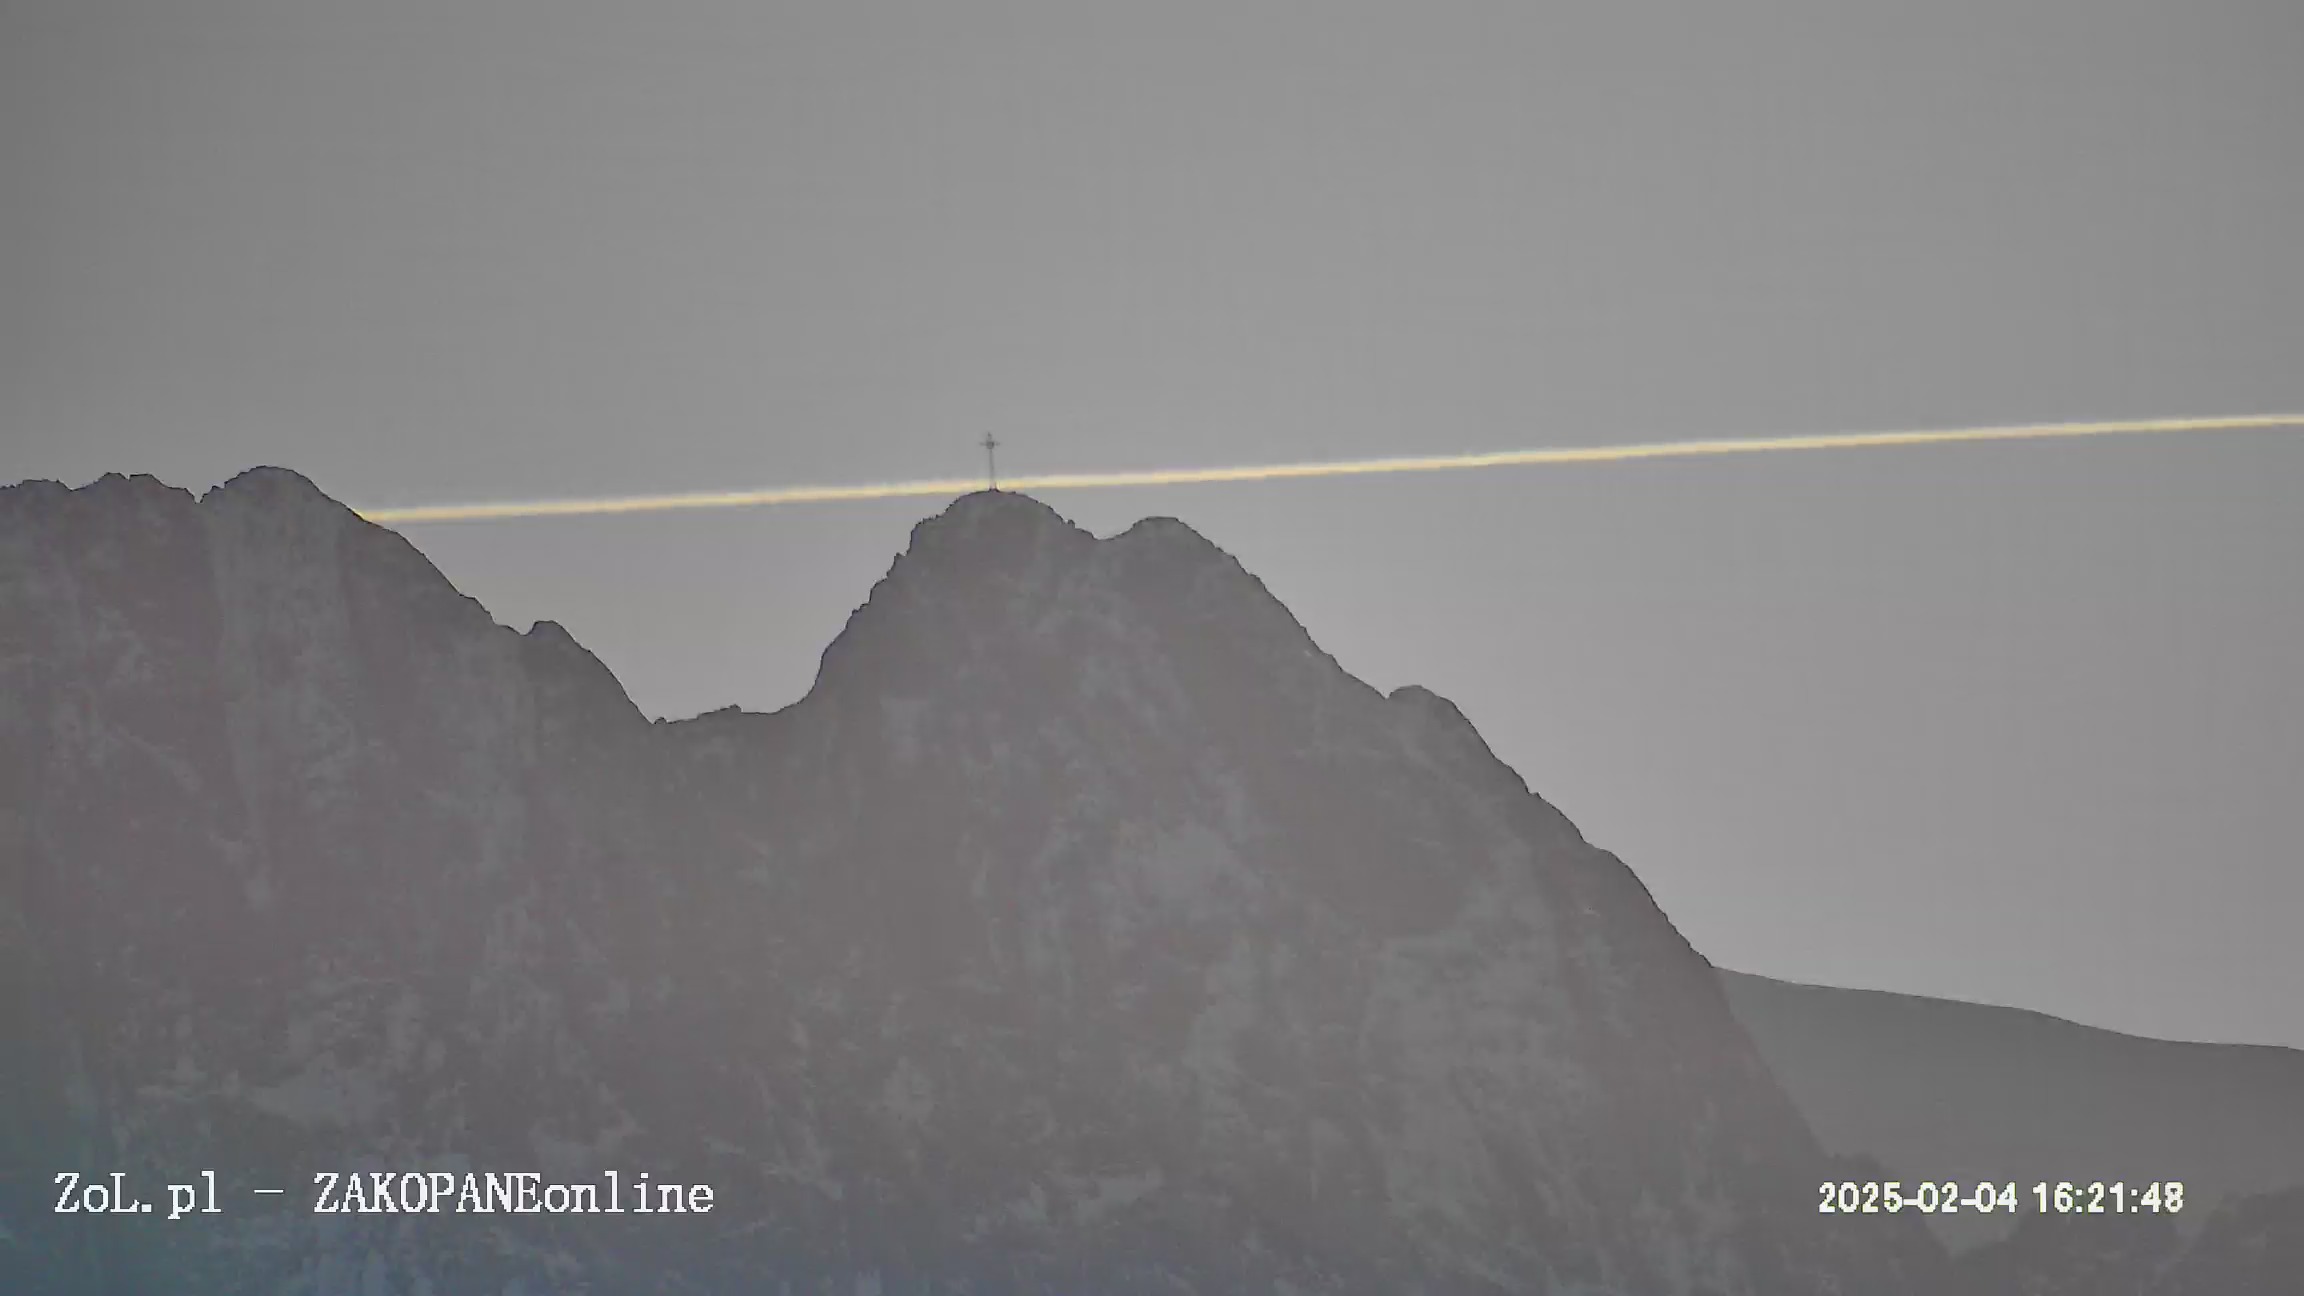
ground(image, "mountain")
xmin=1719 ymin=970 xmax=2304 ymax=1251
xmin=0 ymin=468 xmax=2287 ymax=1293
xmin=1945 ymin=1185 xmax=2304 ymax=1295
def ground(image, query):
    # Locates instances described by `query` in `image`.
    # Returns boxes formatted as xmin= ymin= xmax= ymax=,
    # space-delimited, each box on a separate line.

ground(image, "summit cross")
xmin=981 ymin=434 xmax=1000 ymax=490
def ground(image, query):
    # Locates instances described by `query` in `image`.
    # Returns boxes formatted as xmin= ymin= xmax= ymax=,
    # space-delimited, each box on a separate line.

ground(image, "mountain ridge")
xmin=1 ymin=468 xmax=2291 ymax=1294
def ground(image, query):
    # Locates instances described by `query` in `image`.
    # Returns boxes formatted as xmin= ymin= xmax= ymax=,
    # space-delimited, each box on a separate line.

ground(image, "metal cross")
xmin=981 ymin=434 xmax=1000 ymax=490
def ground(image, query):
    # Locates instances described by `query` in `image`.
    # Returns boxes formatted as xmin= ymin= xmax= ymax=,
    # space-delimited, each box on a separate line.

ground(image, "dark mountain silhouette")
xmin=1719 ymin=969 xmax=2304 ymax=1251
xmin=0 ymin=469 xmax=2291 ymax=1293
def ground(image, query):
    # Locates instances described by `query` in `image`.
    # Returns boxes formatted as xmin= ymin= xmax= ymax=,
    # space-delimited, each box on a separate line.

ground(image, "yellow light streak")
xmin=355 ymin=413 xmax=2303 ymax=525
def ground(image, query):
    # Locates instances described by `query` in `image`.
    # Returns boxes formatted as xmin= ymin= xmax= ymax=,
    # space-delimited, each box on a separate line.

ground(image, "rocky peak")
xmin=6 ymin=469 xmax=1963 ymax=1294
xmin=204 ymin=463 xmax=335 ymax=504
xmin=812 ymin=491 xmax=1345 ymax=725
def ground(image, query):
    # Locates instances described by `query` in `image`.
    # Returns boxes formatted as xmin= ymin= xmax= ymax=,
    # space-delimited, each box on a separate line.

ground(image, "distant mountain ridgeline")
xmin=1721 ymin=969 xmax=2304 ymax=1254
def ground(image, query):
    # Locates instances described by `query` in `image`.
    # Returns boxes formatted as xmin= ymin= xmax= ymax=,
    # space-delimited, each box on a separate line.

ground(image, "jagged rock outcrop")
xmin=0 ymin=469 xmax=2089 ymax=1293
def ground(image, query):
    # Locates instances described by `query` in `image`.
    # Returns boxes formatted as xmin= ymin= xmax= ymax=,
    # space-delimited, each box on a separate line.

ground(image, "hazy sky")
xmin=7 ymin=1 xmax=2301 ymax=1048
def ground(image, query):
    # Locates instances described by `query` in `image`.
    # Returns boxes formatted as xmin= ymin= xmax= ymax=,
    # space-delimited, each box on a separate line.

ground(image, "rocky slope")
xmin=0 ymin=469 xmax=2279 ymax=1293
xmin=1948 ymin=1185 xmax=2304 ymax=1295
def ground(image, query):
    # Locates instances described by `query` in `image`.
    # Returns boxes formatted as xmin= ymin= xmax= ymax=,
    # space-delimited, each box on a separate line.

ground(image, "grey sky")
xmin=6 ymin=1 xmax=2301 ymax=1048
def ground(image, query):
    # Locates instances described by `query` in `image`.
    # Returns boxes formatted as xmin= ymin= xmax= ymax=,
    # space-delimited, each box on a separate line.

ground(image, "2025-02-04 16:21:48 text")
xmin=1820 ymin=1179 xmax=2185 ymax=1216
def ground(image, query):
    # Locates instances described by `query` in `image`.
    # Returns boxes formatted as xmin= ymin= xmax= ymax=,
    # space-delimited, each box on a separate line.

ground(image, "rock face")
xmin=0 ymin=468 xmax=2208 ymax=1293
